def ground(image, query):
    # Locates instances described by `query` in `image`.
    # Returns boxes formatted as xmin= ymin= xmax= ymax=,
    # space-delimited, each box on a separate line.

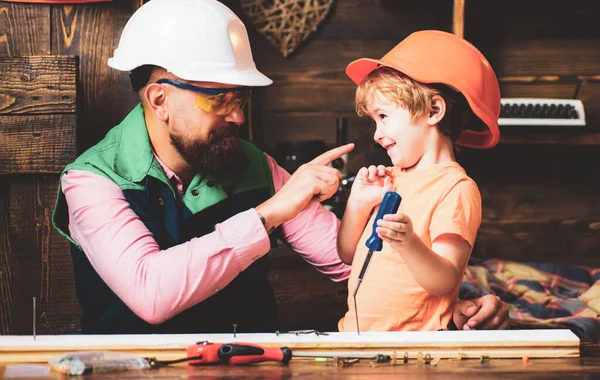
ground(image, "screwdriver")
xmin=181 ymin=341 xmax=391 ymax=365
xmin=352 ymin=191 xmax=402 ymax=335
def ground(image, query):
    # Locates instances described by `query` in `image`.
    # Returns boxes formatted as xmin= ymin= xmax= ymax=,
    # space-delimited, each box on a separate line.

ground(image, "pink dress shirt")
xmin=61 ymin=154 xmax=350 ymax=324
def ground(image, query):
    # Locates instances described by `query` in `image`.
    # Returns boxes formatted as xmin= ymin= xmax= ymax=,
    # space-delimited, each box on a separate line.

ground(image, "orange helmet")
xmin=346 ymin=30 xmax=501 ymax=149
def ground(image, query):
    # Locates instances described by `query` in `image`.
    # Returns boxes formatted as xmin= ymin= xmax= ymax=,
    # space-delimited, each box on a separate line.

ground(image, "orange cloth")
xmin=339 ymin=162 xmax=482 ymax=332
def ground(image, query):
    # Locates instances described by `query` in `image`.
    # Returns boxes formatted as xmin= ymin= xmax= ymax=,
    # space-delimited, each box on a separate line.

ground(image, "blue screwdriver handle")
xmin=365 ymin=191 xmax=402 ymax=252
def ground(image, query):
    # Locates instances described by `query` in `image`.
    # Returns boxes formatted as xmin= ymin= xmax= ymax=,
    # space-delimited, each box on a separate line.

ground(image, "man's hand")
xmin=453 ymin=295 xmax=510 ymax=330
xmin=256 ymin=144 xmax=355 ymax=232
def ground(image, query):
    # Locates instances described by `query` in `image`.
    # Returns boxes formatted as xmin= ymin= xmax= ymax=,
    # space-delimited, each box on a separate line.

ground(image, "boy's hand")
xmin=348 ymin=165 xmax=393 ymax=209
xmin=376 ymin=213 xmax=416 ymax=252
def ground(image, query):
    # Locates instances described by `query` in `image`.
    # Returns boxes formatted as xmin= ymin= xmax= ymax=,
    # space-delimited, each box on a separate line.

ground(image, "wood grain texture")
xmin=7 ymin=176 xmax=80 ymax=335
xmin=0 ymin=182 xmax=11 ymax=335
xmin=0 ymin=56 xmax=77 ymax=115
xmin=0 ymin=2 xmax=50 ymax=56
xmin=500 ymin=130 xmax=600 ymax=146
xmin=6 ymin=177 xmax=39 ymax=335
xmin=461 ymin=145 xmax=600 ymax=267
xmin=0 ymin=114 xmax=76 ymax=174
xmin=2 ymin=354 xmax=600 ymax=380
xmin=466 ymin=1 xmax=599 ymax=77
xmin=255 ymin=39 xmax=397 ymax=85
xmin=316 ymin=0 xmax=452 ymax=40
xmin=255 ymin=80 xmax=600 ymax=133
xmin=51 ymin=3 xmax=139 ymax=152
xmin=465 ymin=0 xmax=600 ymax=129
xmin=485 ymin=39 xmax=600 ymax=78
xmin=0 ymin=0 xmax=63 ymax=337
xmin=452 ymin=0 xmax=464 ymax=38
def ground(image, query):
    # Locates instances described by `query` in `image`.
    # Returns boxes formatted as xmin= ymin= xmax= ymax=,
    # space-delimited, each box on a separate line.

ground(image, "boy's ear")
xmin=427 ymin=95 xmax=446 ymax=126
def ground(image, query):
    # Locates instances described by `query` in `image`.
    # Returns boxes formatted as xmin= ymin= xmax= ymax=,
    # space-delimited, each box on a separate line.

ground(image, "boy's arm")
xmin=337 ymin=199 xmax=373 ymax=264
xmin=378 ymin=179 xmax=481 ymax=297
xmin=379 ymin=218 xmax=471 ymax=296
xmin=337 ymin=165 xmax=393 ymax=264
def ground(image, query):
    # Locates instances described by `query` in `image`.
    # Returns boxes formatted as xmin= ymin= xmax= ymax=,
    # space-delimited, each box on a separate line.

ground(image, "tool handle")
xmin=219 ymin=343 xmax=292 ymax=365
xmin=186 ymin=341 xmax=292 ymax=365
xmin=365 ymin=191 xmax=402 ymax=251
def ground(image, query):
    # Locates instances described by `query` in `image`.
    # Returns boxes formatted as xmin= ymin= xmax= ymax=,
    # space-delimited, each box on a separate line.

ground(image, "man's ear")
xmin=143 ymin=83 xmax=169 ymax=122
xmin=427 ymin=95 xmax=446 ymax=126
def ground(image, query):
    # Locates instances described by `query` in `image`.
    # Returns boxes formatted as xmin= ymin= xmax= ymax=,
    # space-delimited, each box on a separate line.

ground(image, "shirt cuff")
xmin=215 ymin=209 xmax=271 ymax=272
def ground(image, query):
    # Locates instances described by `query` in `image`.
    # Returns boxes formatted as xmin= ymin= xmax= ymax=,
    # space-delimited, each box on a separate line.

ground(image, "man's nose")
xmin=225 ymin=105 xmax=245 ymax=125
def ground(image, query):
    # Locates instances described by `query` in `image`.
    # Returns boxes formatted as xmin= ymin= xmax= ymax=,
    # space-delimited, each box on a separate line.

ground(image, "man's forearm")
xmin=265 ymin=154 xmax=351 ymax=282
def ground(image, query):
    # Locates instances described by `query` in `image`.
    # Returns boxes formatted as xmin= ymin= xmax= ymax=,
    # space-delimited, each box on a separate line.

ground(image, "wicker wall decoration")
xmin=240 ymin=0 xmax=334 ymax=58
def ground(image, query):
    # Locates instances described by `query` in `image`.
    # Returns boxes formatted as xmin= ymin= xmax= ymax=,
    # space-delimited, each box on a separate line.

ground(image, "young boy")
xmin=337 ymin=30 xmax=501 ymax=332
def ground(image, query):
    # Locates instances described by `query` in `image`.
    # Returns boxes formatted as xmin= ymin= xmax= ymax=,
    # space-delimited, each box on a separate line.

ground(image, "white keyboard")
xmin=498 ymin=98 xmax=586 ymax=126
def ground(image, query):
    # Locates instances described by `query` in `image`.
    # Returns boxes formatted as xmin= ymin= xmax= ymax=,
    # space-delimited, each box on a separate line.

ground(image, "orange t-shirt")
xmin=339 ymin=162 xmax=482 ymax=332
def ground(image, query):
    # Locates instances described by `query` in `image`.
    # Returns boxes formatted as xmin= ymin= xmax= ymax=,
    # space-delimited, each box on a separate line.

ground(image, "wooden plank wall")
xmin=239 ymin=0 xmax=600 ymax=330
xmin=464 ymin=0 xmax=600 ymax=267
xmin=0 ymin=53 xmax=78 ymax=336
xmin=0 ymin=1 xmax=140 ymax=335
xmin=1 ymin=0 xmax=599 ymax=335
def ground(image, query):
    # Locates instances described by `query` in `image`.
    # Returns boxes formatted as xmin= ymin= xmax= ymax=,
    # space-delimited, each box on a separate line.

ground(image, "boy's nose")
xmin=373 ymin=125 xmax=384 ymax=142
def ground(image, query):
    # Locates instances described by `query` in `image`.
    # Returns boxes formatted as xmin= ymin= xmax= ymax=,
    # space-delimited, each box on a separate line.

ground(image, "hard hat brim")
xmin=346 ymin=58 xmax=500 ymax=149
xmin=108 ymin=57 xmax=273 ymax=87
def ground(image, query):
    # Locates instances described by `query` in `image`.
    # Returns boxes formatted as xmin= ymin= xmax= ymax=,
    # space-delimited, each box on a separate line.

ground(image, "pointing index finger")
xmin=309 ymin=143 xmax=355 ymax=166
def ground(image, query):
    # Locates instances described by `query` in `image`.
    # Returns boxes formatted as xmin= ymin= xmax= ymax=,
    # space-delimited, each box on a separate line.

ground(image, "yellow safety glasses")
xmin=156 ymin=79 xmax=251 ymax=116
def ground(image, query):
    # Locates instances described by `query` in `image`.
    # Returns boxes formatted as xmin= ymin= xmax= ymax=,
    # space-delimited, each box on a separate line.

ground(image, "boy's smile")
xmin=367 ymin=94 xmax=428 ymax=170
xmin=366 ymin=91 xmax=456 ymax=173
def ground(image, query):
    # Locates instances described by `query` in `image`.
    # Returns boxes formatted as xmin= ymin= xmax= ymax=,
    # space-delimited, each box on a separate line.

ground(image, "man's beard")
xmin=170 ymin=123 xmax=245 ymax=175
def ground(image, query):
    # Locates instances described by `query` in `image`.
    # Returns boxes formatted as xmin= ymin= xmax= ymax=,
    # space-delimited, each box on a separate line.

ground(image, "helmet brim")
xmin=108 ymin=56 xmax=273 ymax=87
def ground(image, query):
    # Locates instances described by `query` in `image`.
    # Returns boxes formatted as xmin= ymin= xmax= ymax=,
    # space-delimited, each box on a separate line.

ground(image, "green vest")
xmin=52 ymin=104 xmax=279 ymax=334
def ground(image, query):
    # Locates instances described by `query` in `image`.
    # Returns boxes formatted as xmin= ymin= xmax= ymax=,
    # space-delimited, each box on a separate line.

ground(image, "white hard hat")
xmin=108 ymin=0 xmax=272 ymax=87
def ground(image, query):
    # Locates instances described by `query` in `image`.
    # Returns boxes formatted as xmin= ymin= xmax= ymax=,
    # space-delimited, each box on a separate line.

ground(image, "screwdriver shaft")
xmin=353 ymin=249 xmax=373 ymax=335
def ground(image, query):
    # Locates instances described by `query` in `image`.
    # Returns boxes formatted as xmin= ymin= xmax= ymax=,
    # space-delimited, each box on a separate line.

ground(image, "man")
xmin=52 ymin=0 xmax=508 ymax=334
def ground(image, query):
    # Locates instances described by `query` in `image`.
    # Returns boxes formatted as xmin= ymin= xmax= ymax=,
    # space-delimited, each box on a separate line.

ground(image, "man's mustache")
xmin=209 ymin=124 xmax=238 ymax=141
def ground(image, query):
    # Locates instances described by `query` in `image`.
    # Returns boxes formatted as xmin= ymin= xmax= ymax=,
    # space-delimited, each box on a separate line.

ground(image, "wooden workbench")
xmin=0 ymin=344 xmax=598 ymax=379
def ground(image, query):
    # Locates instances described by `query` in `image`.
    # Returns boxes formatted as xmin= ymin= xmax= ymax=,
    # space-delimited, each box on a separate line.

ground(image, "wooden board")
xmin=0 ymin=182 xmax=10 ymax=335
xmin=0 ymin=0 xmax=138 ymax=336
xmin=51 ymin=3 xmax=140 ymax=152
xmin=0 ymin=114 xmax=76 ymax=174
xmin=7 ymin=176 xmax=80 ymax=335
xmin=0 ymin=56 xmax=77 ymax=115
xmin=0 ymin=2 xmax=50 ymax=56
xmin=0 ymin=330 xmax=580 ymax=363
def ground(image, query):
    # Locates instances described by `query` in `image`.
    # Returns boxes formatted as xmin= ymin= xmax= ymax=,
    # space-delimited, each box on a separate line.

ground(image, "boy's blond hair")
xmin=355 ymin=67 xmax=472 ymax=142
